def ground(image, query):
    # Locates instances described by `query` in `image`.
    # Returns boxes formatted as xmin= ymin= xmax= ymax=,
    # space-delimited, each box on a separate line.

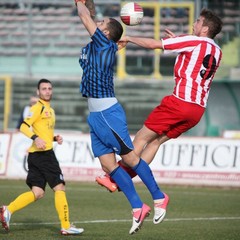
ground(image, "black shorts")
xmin=26 ymin=149 xmax=65 ymax=191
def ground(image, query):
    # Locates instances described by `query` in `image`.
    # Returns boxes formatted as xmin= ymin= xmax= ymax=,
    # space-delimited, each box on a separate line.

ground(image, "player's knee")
xmin=53 ymin=183 xmax=65 ymax=192
xmin=121 ymin=151 xmax=139 ymax=167
xmin=33 ymin=189 xmax=45 ymax=200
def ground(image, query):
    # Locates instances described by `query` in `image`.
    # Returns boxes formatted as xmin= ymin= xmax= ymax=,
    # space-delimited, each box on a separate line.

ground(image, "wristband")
xmin=31 ymin=134 xmax=38 ymax=141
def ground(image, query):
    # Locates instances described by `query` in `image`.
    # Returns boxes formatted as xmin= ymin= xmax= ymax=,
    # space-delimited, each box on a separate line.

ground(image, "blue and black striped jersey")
xmin=79 ymin=28 xmax=118 ymax=98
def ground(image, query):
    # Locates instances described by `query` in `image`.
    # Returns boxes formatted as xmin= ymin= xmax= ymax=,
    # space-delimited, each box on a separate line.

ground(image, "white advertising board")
xmin=150 ymin=137 xmax=240 ymax=187
xmin=6 ymin=132 xmax=102 ymax=181
xmin=0 ymin=133 xmax=11 ymax=176
xmin=1 ymin=132 xmax=240 ymax=187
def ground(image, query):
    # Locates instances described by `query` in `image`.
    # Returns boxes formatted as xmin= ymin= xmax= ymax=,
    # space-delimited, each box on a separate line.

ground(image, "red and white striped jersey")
xmin=162 ymin=35 xmax=222 ymax=107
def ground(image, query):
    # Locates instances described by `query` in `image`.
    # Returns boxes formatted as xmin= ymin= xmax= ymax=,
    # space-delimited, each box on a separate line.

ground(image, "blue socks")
xmin=110 ymin=166 xmax=142 ymax=209
xmin=132 ymin=159 xmax=164 ymax=200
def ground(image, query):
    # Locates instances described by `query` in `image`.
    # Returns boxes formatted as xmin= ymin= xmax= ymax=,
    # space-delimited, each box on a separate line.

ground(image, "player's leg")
xmin=0 ymin=190 xmax=36 ymax=231
xmin=99 ymin=153 xmax=151 ymax=234
xmin=90 ymin=106 xmax=151 ymax=234
xmin=96 ymin=131 xmax=169 ymax=189
xmin=45 ymin=150 xmax=84 ymax=235
xmin=122 ymin=150 xmax=169 ymax=224
xmin=134 ymin=97 xmax=204 ymax=224
xmin=117 ymin=127 xmax=169 ymax=178
xmin=0 ymin=152 xmax=45 ymax=231
xmin=96 ymin=114 xmax=160 ymax=190
xmin=133 ymin=126 xmax=170 ymax=164
xmin=53 ymin=184 xmax=84 ymax=235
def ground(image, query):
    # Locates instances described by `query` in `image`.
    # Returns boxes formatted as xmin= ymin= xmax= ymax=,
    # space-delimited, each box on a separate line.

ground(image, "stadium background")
xmin=0 ymin=0 xmax=239 ymax=136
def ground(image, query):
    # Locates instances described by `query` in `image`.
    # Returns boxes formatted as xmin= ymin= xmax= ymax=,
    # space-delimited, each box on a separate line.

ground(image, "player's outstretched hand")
xmin=55 ymin=135 xmax=63 ymax=145
xmin=85 ymin=0 xmax=96 ymax=19
xmin=165 ymin=29 xmax=176 ymax=38
xmin=117 ymin=36 xmax=129 ymax=50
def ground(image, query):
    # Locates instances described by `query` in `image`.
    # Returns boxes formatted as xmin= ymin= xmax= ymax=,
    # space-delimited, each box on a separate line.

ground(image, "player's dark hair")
xmin=107 ymin=18 xmax=123 ymax=42
xmin=200 ymin=8 xmax=223 ymax=39
xmin=37 ymin=78 xmax=52 ymax=89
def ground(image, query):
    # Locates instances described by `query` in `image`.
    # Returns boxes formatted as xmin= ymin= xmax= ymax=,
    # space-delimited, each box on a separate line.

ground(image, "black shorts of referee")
xmin=26 ymin=149 xmax=65 ymax=191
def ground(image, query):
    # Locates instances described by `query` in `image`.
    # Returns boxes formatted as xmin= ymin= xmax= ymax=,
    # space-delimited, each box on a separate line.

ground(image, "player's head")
xmin=97 ymin=17 xmax=123 ymax=42
xmin=107 ymin=18 xmax=123 ymax=42
xmin=199 ymin=8 xmax=222 ymax=39
xmin=37 ymin=78 xmax=52 ymax=89
xmin=37 ymin=78 xmax=53 ymax=102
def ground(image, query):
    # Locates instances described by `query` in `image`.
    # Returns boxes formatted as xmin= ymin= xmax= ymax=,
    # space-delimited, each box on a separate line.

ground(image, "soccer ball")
xmin=120 ymin=2 xmax=144 ymax=26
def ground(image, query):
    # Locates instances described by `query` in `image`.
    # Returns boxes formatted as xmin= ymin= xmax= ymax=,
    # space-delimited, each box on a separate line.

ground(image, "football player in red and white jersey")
xmin=96 ymin=8 xmax=223 ymax=190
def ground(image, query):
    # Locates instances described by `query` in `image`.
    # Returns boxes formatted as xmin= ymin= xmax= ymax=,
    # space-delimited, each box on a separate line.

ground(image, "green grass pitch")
xmin=0 ymin=179 xmax=240 ymax=240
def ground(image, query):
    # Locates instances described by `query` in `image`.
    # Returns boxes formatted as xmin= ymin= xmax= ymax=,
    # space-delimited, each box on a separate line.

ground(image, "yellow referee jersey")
xmin=20 ymin=99 xmax=55 ymax=152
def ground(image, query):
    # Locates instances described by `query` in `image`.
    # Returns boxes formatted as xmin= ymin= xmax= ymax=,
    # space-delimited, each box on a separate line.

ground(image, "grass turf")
xmin=0 ymin=179 xmax=240 ymax=240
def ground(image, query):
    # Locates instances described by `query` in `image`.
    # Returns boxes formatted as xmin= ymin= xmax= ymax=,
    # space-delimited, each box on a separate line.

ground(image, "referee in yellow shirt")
xmin=0 ymin=79 xmax=83 ymax=235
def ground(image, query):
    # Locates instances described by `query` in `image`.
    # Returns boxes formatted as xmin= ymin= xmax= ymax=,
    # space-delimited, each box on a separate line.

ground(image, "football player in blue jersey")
xmin=75 ymin=0 xmax=169 ymax=234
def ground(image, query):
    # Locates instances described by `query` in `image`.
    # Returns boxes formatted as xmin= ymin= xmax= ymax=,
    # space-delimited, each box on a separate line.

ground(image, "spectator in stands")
xmin=0 ymin=79 xmax=84 ymax=236
xmin=18 ymin=0 xmax=25 ymax=10
xmin=96 ymin=9 xmax=223 ymax=191
xmin=75 ymin=0 xmax=169 ymax=234
xmin=16 ymin=95 xmax=38 ymax=130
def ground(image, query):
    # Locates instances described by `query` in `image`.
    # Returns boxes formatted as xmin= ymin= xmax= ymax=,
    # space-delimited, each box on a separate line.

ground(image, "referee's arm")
xmin=20 ymin=121 xmax=38 ymax=140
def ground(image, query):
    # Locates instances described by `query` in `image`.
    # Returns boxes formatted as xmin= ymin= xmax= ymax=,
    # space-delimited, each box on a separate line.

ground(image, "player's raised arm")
xmin=119 ymin=36 xmax=163 ymax=50
xmin=75 ymin=0 xmax=96 ymax=36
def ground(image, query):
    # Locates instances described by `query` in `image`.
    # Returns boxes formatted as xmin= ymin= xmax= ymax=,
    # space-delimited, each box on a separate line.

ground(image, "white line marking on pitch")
xmin=9 ymin=216 xmax=240 ymax=226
